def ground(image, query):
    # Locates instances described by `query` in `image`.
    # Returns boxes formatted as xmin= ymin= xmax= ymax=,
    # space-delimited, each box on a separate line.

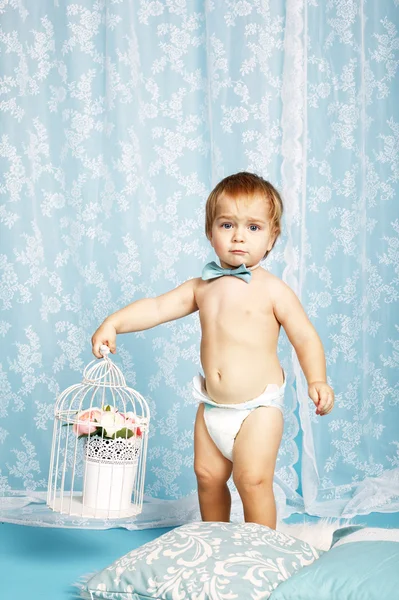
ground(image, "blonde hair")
xmin=205 ymin=172 xmax=284 ymax=259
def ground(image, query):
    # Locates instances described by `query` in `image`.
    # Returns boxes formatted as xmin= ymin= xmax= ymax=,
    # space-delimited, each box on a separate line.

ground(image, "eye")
xmin=249 ymin=225 xmax=260 ymax=231
xmin=222 ymin=223 xmax=232 ymax=229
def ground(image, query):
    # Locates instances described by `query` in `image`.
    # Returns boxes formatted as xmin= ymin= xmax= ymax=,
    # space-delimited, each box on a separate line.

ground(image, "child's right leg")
xmin=194 ymin=403 xmax=233 ymax=522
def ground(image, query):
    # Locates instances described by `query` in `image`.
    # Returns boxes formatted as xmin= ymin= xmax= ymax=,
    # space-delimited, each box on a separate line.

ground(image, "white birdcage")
xmin=47 ymin=345 xmax=150 ymax=519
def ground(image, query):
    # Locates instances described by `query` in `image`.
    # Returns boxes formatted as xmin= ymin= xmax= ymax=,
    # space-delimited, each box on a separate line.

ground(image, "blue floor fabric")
xmin=284 ymin=511 xmax=399 ymax=528
xmin=2 ymin=513 xmax=399 ymax=600
xmin=1 ymin=522 xmax=173 ymax=600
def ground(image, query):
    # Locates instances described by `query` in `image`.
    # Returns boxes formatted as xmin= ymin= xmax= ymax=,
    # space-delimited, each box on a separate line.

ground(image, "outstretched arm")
xmin=270 ymin=279 xmax=334 ymax=416
xmin=92 ymin=278 xmax=199 ymax=357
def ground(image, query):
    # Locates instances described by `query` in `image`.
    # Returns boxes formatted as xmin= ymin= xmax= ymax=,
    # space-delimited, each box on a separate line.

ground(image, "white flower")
xmin=235 ymin=1 xmax=252 ymax=16
xmin=99 ymin=412 xmax=125 ymax=437
xmin=317 ymin=83 xmax=331 ymax=99
xmin=124 ymin=411 xmax=137 ymax=420
xmin=170 ymin=29 xmax=190 ymax=49
xmin=318 ymin=292 xmax=332 ymax=308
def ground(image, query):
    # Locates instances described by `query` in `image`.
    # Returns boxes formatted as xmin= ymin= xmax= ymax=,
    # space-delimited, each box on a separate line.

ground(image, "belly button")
xmin=217 ymin=370 xmax=221 ymax=380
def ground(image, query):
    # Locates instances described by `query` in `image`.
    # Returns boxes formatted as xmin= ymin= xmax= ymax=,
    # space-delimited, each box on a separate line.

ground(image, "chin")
xmin=229 ymin=255 xmax=245 ymax=260
xmin=219 ymin=257 xmax=237 ymax=267
xmin=228 ymin=255 xmax=249 ymax=266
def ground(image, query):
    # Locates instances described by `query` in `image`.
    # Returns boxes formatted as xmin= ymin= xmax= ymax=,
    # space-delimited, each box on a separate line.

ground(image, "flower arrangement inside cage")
xmin=47 ymin=346 xmax=150 ymax=520
xmin=72 ymin=405 xmax=143 ymax=441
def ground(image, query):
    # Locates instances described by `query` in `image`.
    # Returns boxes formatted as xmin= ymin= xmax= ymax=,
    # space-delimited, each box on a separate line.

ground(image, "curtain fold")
xmin=0 ymin=0 xmax=397 ymax=528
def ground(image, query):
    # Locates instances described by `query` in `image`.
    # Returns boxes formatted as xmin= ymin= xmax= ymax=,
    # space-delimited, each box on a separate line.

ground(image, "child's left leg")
xmin=232 ymin=407 xmax=283 ymax=529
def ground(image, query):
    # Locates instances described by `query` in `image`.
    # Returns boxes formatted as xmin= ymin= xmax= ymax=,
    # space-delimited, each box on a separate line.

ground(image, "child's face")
xmin=209 ymin=193 xmax=275 ymax=269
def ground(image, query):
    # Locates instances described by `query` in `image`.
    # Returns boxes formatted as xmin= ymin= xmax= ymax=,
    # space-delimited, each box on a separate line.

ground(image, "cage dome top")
xmin=54 ymin=345 xmax=150 ymax=425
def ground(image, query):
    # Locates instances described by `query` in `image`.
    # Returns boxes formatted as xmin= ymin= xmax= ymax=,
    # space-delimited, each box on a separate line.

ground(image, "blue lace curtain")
xmin=0 ymin=0 xmax=398 ymax=528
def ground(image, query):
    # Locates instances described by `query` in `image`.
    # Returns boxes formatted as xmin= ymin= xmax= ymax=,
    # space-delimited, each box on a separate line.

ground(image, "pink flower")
xmin=126 ymin=420 xmax=142 ymax=438
xmin=120 ymin=412 xmax=143 ymax=438
xmin=73 ymin=408 xmax=102 ymax=436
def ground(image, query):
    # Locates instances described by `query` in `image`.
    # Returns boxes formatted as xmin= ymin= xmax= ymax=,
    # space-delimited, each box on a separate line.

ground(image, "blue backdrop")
xmin=0 ymin=0 xmax=398 ymax=528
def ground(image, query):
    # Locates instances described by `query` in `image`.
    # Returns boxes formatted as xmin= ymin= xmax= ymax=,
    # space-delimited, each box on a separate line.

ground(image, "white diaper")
xmin=192 ymin=374 xmax=286 ymax=462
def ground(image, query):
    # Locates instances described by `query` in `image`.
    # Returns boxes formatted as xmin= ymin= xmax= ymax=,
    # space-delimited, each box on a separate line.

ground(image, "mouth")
xmin=230 ymin=250 xmax=247 ymax=255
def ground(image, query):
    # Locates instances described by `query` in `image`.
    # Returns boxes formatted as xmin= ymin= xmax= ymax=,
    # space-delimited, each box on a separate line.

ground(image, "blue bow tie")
xmin=201 ymin=261 xmax=252 ymax=284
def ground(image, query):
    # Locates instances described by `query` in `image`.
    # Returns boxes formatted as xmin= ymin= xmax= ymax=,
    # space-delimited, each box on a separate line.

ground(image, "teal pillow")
xmin=270 ymin=526 xmax=399 ymax=600
xmin=79 ymin=521 xmax=323 ymax=599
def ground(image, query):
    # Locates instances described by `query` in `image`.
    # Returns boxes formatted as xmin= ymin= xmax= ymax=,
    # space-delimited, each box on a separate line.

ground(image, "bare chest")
xmin=195 ymin=276 xmax=273 ymax=321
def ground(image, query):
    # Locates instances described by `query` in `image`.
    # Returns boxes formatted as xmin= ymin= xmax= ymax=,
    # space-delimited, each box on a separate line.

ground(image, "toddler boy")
xmin=92 ymin=172 xmax=334 ymax=528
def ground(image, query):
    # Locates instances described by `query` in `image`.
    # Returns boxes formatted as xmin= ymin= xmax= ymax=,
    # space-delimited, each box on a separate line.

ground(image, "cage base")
xmin=48 ymin=495 xmax=142 ymax=519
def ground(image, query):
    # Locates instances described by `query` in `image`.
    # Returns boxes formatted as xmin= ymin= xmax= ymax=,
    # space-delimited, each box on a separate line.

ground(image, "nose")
xmin=233 ymin=227 xmax=245 ymax=242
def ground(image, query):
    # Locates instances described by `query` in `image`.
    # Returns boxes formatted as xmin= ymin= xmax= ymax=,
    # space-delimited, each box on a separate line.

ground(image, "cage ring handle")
xmin=99 ymin=344 xmax=111 ymax=358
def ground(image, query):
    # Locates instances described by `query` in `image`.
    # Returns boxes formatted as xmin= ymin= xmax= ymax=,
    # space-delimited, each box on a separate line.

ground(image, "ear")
xmin=267 ymin=229 xmax=278 ymax=252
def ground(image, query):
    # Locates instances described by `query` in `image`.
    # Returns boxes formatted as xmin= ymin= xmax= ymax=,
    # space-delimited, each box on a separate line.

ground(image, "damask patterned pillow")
xmin=79 ymin=521 xmax=323 ymax=599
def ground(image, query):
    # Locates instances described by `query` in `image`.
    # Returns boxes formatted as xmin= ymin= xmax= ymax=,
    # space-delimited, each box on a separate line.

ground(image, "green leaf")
xmin=78 ymin=428 xmax=102 ymax=440
xmin=115 ymin=428 xmax=134 ymax=439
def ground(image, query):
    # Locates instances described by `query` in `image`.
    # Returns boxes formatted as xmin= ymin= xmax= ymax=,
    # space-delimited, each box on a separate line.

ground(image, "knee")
xmin=233 ymin=470 xmax=273 ymax=495
xmin=194 ymin=462 xmax=230 ymax=488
